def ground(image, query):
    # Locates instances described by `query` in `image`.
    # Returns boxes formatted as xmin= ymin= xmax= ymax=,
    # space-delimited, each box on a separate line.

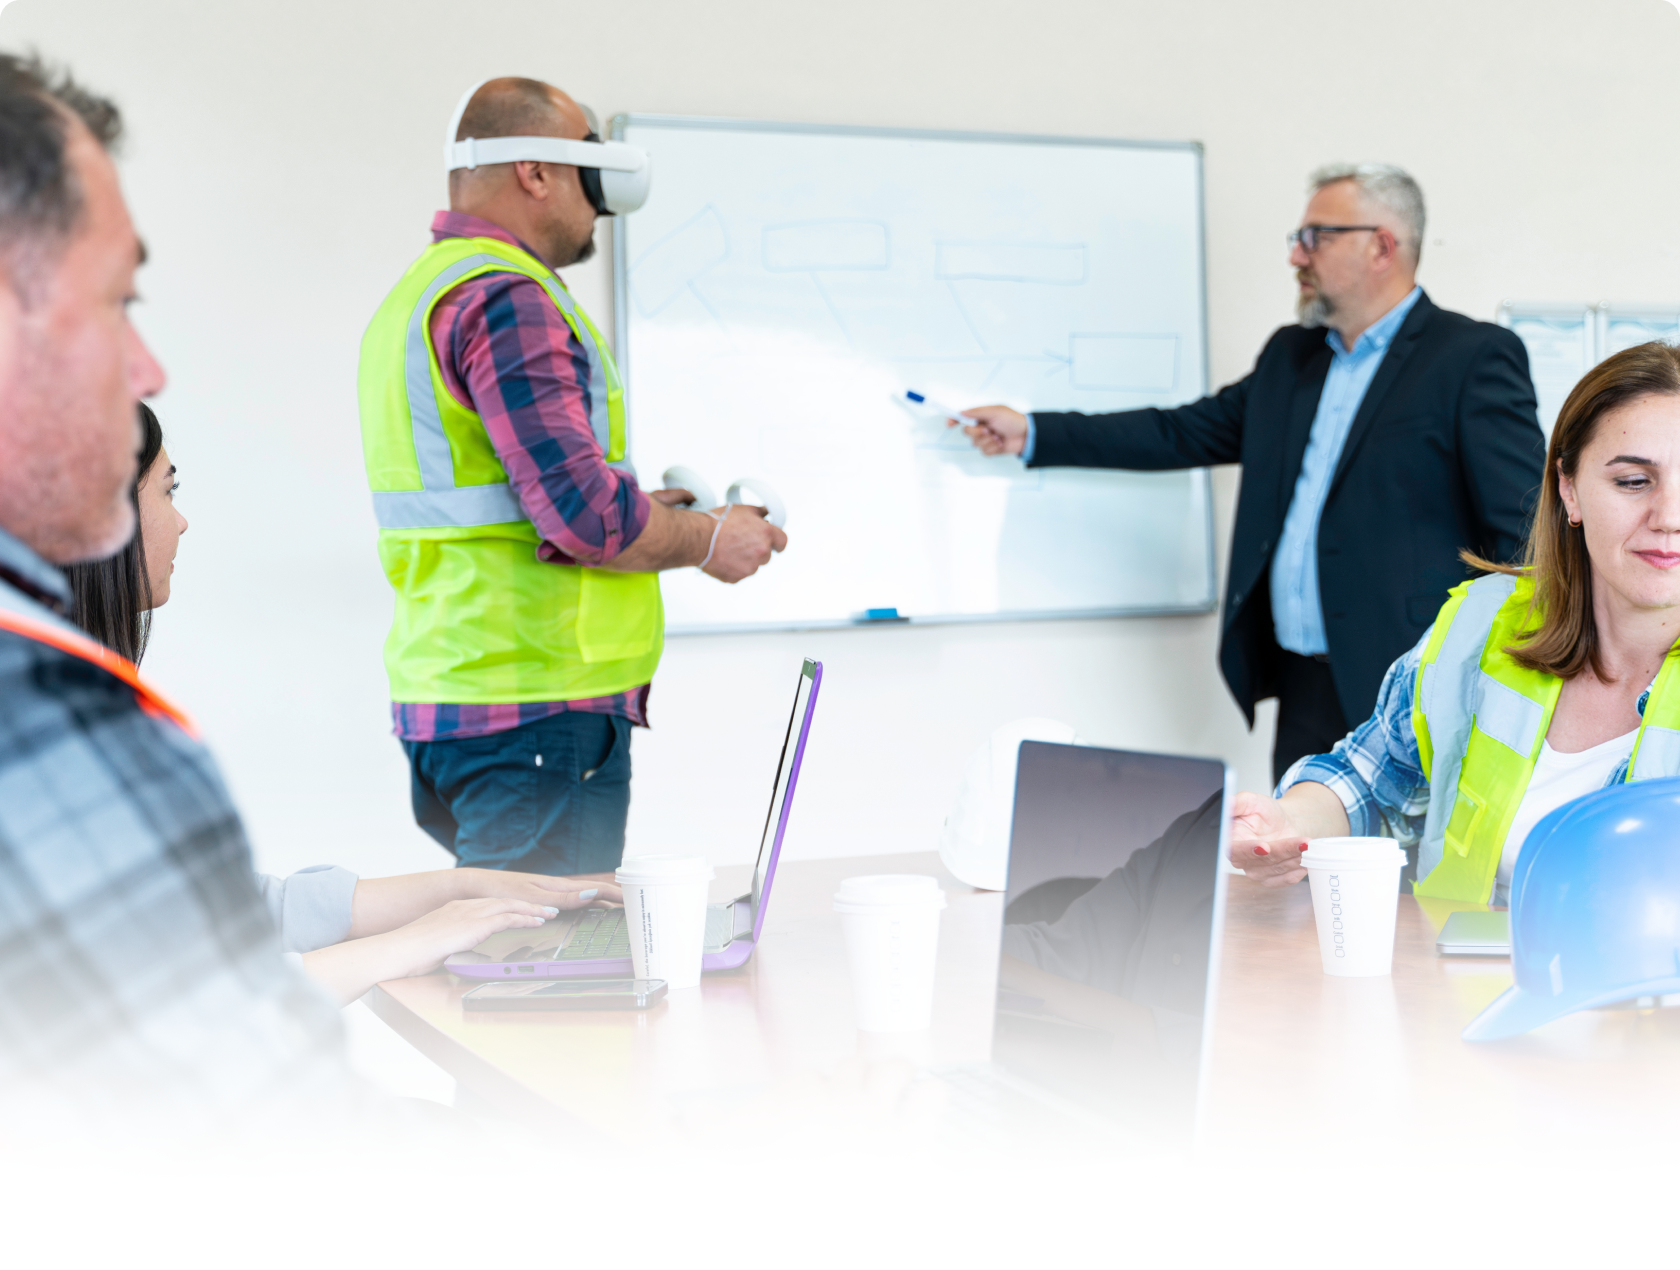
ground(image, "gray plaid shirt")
xmin=0 ymin=527 xmax=367 ymax=1130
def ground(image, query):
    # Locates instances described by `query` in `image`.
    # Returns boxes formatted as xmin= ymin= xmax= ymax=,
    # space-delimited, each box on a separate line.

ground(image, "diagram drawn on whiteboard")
xmin=614 ymin=117 xmax=1216 ymax=633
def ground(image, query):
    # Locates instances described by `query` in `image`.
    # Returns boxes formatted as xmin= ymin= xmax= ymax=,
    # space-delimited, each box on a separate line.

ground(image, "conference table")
xmin=368 ymin=851 xmax=1680 ymax=1151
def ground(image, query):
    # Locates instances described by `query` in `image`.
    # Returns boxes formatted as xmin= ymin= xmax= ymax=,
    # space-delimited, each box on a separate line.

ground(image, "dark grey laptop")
xmin=934 ymin=742 xmax=1233 ymax=1152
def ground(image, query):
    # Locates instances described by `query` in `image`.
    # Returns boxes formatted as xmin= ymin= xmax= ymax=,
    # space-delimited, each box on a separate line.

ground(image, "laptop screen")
xmin=749 ymin=659 xmax=821 ymax=935
xmin=992 ymin=742 xmax=1229 ymax=1146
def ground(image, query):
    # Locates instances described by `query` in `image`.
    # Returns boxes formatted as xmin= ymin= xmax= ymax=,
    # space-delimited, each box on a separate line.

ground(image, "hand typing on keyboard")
xmin=302 ymin=897 xmax=560 ymax=1005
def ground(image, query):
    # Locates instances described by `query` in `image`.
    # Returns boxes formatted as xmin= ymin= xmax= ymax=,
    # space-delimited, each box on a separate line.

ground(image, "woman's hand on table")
xmin=1228 ymin=792 xmax=1309 ymax=885
xmin=1227 ymin=782 xmax=1351 ymax=886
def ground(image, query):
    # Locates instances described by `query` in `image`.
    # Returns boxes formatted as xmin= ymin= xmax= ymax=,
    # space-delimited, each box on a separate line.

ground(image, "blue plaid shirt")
xmin=0 ymin=527 xmax=370 ymax=1131
xmin=1280 ymin=623 xmax=1649 ymax=847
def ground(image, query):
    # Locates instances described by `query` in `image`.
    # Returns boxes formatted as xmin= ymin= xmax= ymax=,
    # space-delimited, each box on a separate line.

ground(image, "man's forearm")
xmin=603 ymin=500 xmax=714 ymax=573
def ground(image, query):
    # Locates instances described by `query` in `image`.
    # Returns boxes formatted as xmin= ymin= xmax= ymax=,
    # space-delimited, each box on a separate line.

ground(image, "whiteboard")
xmin=612 ymin=116 xmax=1215 ymax=633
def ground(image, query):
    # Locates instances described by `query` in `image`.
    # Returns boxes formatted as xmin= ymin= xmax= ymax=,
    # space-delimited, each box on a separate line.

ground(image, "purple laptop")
xmin=446 ymin=659 xmax=822 ymax=981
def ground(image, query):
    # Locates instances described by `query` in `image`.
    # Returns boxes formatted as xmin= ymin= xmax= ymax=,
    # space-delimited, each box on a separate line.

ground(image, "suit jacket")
xmin=1030 ymin=291 xmax=1546 ymax=727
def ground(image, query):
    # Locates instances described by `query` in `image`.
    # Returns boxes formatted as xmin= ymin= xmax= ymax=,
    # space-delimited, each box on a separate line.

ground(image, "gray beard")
xmin=1296 ymin=291 xmax=1332 ymax=329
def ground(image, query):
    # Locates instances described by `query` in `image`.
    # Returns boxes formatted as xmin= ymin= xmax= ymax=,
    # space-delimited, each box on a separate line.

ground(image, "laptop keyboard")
xmin=511 ymin=905 xmax=737 ymax=963
xmin=557 ymin=908 xmax=632 ymax=960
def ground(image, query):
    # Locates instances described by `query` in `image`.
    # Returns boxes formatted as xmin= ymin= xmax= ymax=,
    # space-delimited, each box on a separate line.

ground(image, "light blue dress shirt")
xmin=1270 ymin=286 xmax=1422 ymax=656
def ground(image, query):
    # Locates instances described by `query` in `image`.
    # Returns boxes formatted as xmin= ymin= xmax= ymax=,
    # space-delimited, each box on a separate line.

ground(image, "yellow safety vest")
xmin=358 ymin=235 xmax=662 ymax=705
xmin=1412 ymin=573 xmax=1680 ymax=902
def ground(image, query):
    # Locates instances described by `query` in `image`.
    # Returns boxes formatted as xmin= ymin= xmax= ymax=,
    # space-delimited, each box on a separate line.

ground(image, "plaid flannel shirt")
xmin=0 ymin=528 xmax=365 ymax=1129
xmin=1280 ymin=623 xmax=1648 ymax=849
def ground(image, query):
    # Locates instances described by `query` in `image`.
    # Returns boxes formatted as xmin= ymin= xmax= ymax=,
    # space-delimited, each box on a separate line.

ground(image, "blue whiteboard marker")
xmin=903 ymin=389 xmax=973 ymax=422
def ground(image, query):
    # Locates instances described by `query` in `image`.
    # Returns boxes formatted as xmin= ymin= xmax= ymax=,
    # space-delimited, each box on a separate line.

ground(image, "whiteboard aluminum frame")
xmin=610 ymin=113 xmax=1217 ymax=635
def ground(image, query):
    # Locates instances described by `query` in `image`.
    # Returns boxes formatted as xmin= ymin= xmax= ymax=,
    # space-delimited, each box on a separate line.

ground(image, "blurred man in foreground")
xmin=0 ymin=53 xmax=366 ymax=1130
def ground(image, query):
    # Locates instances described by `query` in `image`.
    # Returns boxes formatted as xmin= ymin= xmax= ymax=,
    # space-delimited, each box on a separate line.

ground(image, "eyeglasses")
xmin=1287 ymin=225 xmax=1381 ymax=253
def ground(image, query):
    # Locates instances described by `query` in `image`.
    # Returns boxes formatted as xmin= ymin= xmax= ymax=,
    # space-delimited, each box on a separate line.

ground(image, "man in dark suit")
xmin=956 ymin=164 xmax=1546 ymax=782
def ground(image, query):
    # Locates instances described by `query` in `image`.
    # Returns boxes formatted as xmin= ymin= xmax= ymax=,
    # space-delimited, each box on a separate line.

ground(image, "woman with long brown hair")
xmin=1229 ymin=341 xmax=1680 ymax=904
xmin=63 ymin=406 xmax=620 ymax=1004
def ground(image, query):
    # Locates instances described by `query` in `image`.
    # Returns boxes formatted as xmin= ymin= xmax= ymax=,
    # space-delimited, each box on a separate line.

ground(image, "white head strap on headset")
xmin=444 ymin=78 xmax=651 ymax=215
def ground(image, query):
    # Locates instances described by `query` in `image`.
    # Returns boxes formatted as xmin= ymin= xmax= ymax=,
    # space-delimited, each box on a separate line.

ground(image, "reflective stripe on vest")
xmin=1413 ymin=572 xmax=1680 ymax=902
xmin=1632 ymin=652 xmax=1680 ymax=779
xmin=371 ymin=241 xmax=627 ymax=531
xmin=0 ymin=601 xmax=198 ymax=738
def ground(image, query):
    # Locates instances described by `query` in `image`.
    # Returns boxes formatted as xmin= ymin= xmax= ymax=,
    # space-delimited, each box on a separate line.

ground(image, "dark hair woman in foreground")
xmin=63 ymin=405 xmax=617 ymax=1004
xmin=62 ymin=402 xmax=183 ymax=665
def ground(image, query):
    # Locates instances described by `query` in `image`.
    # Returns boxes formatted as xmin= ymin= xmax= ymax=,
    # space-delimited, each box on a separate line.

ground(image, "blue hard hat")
xmin=1464 ymin=776 xmax=1680 ymax=1042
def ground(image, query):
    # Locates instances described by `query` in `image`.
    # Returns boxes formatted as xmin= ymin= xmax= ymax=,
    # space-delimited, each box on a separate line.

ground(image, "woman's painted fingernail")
xmin=578 ymin=888 xmax=599 ymax=901
xmin=1254 ymin=845 xmax=1270 ymax=856
xmin=542 ymin=906 xmax=559 ymax=916
xmin=1299 ymin=845 xmax=1308 ymax=852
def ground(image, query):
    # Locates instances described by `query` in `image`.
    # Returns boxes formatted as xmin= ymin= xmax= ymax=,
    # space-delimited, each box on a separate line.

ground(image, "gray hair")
xmin=1309 ymin=162 xmax=1426 ymax=266
xmin=0 ymin=52 xmax=123 ymax=300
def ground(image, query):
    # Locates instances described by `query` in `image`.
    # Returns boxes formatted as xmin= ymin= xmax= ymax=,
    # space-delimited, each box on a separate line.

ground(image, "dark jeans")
xmin=1272 ymin=651 xmax=1350 ymax=786
xmin=402 ymin=712 xmax=632 ymax=875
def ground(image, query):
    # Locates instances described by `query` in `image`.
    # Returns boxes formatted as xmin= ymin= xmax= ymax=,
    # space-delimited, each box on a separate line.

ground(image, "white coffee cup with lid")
xmin=833 ymin=875 xmax=947 ymax=1031
xmin=1300 ymin=837 xmax=1406 ymax=977
xmin=615 ymin=854 xmax=715 ymax=990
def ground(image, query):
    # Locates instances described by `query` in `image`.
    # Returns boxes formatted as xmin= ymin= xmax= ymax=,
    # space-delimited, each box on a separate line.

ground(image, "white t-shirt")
xmin=1497 ymin=728 xmax=1639 ymax=886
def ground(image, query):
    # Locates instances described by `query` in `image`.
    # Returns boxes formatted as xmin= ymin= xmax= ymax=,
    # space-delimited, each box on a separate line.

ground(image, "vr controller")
xmin=661 ymin=466 xmax=787 ymax=529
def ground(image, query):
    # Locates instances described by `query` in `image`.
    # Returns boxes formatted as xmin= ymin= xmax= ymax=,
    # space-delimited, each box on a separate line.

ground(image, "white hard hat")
xmin=938 ymin=718 xmax=1080 ymax=891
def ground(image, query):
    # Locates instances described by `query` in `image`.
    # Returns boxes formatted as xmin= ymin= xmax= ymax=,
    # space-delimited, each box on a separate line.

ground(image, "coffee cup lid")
xmin=615 ymin=853 xmax=715 ymax=884
xmin=1300 ymin=836 xmax=1405 ymax=867
xmin=833 ymin=874 xmax=948 ymax=912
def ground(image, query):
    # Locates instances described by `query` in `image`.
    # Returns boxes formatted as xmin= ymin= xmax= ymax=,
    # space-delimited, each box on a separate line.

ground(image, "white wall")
xmin=2 ymin=0 xmax=1676 ymax=876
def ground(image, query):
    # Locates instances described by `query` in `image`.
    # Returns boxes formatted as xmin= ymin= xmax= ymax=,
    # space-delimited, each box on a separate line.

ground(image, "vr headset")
xmin=444 ymin=80 xmax=650 ymax=216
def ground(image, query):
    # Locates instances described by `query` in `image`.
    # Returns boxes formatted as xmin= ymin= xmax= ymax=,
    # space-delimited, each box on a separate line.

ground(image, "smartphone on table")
xmin=462 ymin=978 xmax=668 ymax=1011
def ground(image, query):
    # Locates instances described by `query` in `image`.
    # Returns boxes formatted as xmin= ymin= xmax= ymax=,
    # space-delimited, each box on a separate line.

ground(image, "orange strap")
xmin=0 ymin=607 xmax=200 ymax=739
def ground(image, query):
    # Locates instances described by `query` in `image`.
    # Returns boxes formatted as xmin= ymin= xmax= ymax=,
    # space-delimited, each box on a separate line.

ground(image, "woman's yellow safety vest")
xmin=357 ymin=236 xmax=662 ymax=705
xmin=1412 ymin=573 xmax=1680 ymax=902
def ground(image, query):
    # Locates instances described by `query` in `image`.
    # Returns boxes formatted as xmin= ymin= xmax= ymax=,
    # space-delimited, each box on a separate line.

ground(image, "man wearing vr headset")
xmin=359 ymin=77 xmax=787 ymax=877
